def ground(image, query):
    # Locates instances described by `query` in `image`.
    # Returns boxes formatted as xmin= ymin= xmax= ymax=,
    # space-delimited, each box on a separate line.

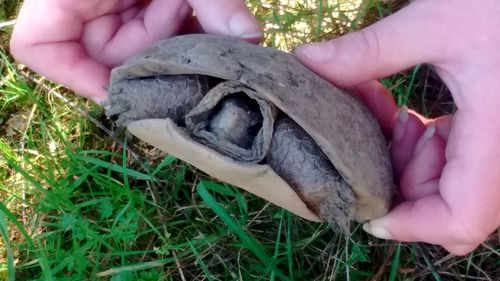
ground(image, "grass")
xmin=1 ymin=0 xmax=499 ymax=280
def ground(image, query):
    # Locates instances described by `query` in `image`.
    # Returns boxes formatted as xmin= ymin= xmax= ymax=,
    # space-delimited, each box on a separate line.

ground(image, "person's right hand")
xmin=10 ymin=0 xmax=261 ymax=102
xmin=294 ymin=0 xmax=500 ymax=255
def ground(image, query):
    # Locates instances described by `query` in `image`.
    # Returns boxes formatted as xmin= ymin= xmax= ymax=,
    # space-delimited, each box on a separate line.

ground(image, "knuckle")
xmin=332 ymin=27 xmax=382 ymax=86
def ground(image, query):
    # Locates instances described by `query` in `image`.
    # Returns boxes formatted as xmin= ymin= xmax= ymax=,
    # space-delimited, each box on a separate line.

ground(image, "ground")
xmin=0 ymin=0 xmax=499 ymax=280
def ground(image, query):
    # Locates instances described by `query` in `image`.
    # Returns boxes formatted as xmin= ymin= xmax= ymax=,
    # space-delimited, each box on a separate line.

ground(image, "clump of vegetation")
xmin=0 ymin=0 xmax=498 ymax=280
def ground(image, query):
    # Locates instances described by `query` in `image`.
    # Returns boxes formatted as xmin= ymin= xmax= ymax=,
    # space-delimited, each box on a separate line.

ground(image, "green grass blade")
xmin=35 ymin=237 xmax=55 ymax=281
xmin=199 ymin=181 xmax=236 ymax=197
xmin=0 ymin=211 xmax=15 ymax=281
xmin=270 ymin=210 xmax=284 ymax=281
xmin=187 ymin=240 xmax=215 ymax=281
xmin=96 ymin=258 xmax=176 ymax=277
xmin=315 ymin=0 xmax=324 ymax=40
xmin=0 ymin=202 xmax=35 ymax=249
xmin=0 ymin=140 xmax=45 ymax=191
xmin=152 ymin=155 xmax=177 ymax=176
xmin=121 ymin=140 xmax=130 ymax=188
xmin=74 ymin=155 xmax=153 ymax=180
xmin=388 ymin=243 xmax=401 ymax=281
xmin=404 ymin=64 xmax=421 ymax=105
xmin=196 ymin=182 xmax=289 ymax=280
xmin=286 ymin=213 xmax=294 ymax=281
xmin=420 ymin=245 xmax=443 ymax=281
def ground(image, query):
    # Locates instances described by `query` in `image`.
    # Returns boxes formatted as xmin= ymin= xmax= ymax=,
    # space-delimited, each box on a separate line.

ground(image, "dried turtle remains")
xmin=103 ymin=34 xmax=393 ymax=230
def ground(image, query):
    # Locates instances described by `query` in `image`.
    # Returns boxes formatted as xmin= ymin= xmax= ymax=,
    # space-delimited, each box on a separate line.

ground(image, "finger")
xmin=58 ymin=0 xmax=136 ymax=15
xmin=10 ymin=2 xmax=110 ymax=100
xmin=364 ymin=111 xmax=500 ymax=253
xmin=399 ymin=124 xmax=446 ymax=200
xmin=13 ymin=42 xmax=110 ymax=101
xmin=350 ymin=81 xmax=398 ymax=138
xmin=390 ymin=107 xmax=426 ymax=180
xmin=434 ymin=115 xmax=453 ymax=142
xmin=363 ymin=195 xmax=480 ymax=248
xmin=187 ymin=0 xmax=262 ymax=41
xmin=293 ymin=0 xmax=453 ymax=87
xmin=366 ymin=198 xmax=482 ymax=256
xmin=178 ymin=15 xmax=204 ymax=35
xmin=442 ymin=243 xmax=479 ymax=256
xmin=84 ymin=0 xmax=192 ymax=66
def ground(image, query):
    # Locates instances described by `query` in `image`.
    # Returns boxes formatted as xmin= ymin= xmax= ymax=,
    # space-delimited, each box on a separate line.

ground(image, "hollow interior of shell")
xmin=105 ymin=71 xmax=363 ymax=232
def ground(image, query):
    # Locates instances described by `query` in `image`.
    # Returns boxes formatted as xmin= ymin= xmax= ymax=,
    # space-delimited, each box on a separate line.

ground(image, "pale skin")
xmin=9 ymin=0 xmax=262 ymax=101
xmin=10 ymin=0 xmax=500 ymax=256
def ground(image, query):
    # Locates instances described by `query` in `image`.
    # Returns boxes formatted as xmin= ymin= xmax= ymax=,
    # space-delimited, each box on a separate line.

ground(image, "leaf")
xmin=60 ymin=213 xmax=77 ymax=229
xmin=99 ymin=199 xmax=114 ymax=219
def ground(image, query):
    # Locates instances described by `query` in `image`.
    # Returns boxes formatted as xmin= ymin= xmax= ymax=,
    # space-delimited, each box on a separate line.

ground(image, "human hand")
xmin=9 ymin=0 xmax=261 ymax=101
xmin=294 ymin=0 xmax=500 ymax=255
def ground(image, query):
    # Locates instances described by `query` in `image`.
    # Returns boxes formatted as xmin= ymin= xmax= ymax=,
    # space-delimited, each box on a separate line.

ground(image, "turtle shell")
xmin=107 ymin=34 xmax=393 ymax=224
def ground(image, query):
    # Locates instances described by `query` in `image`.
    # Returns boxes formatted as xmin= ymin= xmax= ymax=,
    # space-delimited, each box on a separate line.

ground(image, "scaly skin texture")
xmin=104 ymin=75 xmax=208 ymax=127
xmin=267 ymin=118 xmax=356 ymax=231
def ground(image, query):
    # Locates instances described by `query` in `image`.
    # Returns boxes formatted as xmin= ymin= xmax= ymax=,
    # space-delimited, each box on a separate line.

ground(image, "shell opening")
xmin=207 ymin=93 xmax=263 ymax=150
xmin=184 ymin=80 xmax=276 ymax=164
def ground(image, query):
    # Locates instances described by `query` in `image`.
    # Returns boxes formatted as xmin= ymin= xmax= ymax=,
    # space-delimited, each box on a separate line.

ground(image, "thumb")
xmin=187 ymin=0 xmax=262 ymax=41
xmin=293 ymin=0 xmax=452 ymax=87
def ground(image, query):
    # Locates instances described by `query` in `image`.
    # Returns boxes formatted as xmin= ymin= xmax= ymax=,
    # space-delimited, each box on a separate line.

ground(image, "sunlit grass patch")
xmin=255 ymin=0 xmax=371 ymax=50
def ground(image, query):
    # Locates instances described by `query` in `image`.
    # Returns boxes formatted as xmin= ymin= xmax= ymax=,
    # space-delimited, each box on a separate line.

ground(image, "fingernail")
xmin=363 ymin=223 xmax=392 ymax=240
xmin=398 ymin=105 xmax=409 ymax=123
xmin=414 ymin=123 xmax=436 ymax=154
xmin=393 ymin=105 xmax=409 ymax=141
xmin=228 ymin=13 xmax=262 ymax=38
xmin=92 ymin=95 xmax=106 ymax=104
xmin=294 ymin=42 xmax=334 ymax=62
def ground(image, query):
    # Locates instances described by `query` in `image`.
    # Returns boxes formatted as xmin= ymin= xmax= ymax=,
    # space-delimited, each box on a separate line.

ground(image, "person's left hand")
xmin=10 ymin=0 xmax=261 ymax=101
